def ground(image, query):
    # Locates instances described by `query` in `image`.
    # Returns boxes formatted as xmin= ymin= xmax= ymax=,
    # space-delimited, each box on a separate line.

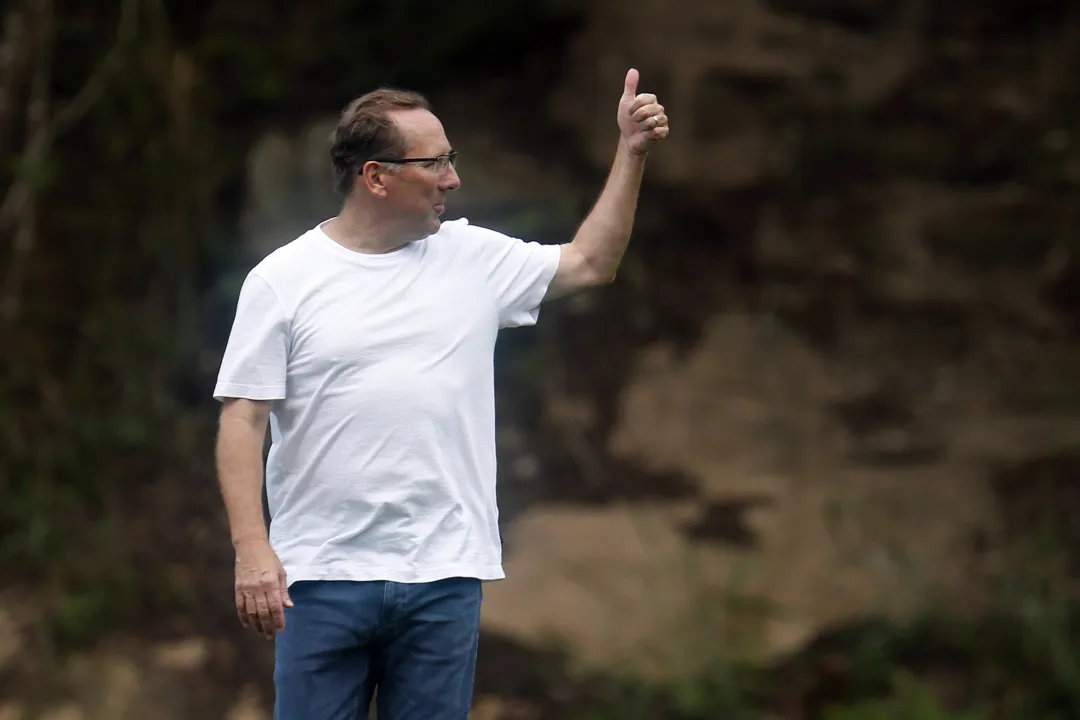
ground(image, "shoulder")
xmin=248 ymin=228 xmax=324 ymax=288
xmin=429 ymin=216 xmax=527 ymax=258
xmin=432 ymin=217 xmax=562 ymax=271
xmin=436 ymin=217 xmax=520 ymax=242
xmin=232 ymin=228 xmax=329 ymax=319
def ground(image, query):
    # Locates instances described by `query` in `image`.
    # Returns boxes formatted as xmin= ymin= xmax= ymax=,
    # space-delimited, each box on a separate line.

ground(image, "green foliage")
xmin=569 ymin=664 xmax=765 ymax=720
xmin=554 ymin=521 xmax=1080 ymax=720
xmin=0 ymin=0 xmax=209 ymax=649
xmin=564 ymin=604 xmax=1080 ymax=718
xmin=823 ymin=672 xmax=985 ymax=720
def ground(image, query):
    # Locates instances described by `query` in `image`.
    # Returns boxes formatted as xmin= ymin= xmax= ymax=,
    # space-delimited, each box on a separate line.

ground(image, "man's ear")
xmin=359 ymin=161 xmax=390 ymax=199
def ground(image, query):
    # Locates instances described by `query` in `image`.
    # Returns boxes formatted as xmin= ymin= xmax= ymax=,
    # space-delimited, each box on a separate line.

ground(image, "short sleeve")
xmin=466 ymin=224 xmax=562 ymax=328
xmin=213 ymin=271 xmax=289 ymax=402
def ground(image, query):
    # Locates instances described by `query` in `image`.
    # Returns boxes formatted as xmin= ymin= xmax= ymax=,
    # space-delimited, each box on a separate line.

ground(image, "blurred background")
xmin=2 ymin=0 xmax=1080 ymax=717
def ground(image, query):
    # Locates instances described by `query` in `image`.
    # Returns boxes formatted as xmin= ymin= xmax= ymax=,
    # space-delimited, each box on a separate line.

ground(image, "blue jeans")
xmin=273 ymin=577 xmax=483 ymax=720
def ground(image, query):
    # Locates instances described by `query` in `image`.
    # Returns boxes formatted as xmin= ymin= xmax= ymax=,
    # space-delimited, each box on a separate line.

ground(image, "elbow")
xmin=579 ymin=266 xmax=616 ymax=288
xmin=580 ymin=256 xmax=618 ymax=287
xmin=562 ymin=241 xmax=620 ymax=290
xmin=593 ymin=268 xmax=618 ymax=286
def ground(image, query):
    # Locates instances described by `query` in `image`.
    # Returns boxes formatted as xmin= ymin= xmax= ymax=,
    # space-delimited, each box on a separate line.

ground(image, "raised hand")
xmin=617 ymin=68 xmax=670 ymax=156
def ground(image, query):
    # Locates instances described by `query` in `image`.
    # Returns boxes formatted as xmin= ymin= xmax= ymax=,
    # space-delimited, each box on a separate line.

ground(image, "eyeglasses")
xmin=369 ymin=151 xmax=458 ymax=173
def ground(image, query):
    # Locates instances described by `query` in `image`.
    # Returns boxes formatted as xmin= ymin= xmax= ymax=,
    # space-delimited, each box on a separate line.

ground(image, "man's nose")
xmin=440 ymin=164 xmax=461 ymax=191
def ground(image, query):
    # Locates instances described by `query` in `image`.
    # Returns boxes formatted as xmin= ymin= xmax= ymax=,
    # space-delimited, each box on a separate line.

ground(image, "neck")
xmin=323 ymin=201 xmax=414 ymax=255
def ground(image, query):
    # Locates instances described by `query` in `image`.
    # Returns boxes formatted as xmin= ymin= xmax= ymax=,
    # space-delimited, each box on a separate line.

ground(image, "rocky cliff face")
xmin=472 ymin=0 xmax=1080 ymax=681
xmin=3 ymin=0 xmax=1079 ymax=717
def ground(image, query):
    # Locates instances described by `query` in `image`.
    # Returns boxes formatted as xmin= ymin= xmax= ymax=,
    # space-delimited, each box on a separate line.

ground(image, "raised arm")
xmin=548 ymin=68 xmax=670 ymax=299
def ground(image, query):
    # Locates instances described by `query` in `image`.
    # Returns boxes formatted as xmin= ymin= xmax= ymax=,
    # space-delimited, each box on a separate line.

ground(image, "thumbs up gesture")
xmin=617 ymin=68 xmax=669 ymax=156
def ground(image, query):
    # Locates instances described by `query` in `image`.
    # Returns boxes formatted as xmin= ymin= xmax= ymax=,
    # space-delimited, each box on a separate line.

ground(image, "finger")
xmin=630 ymin=94 xmax=658 ymax=112
xmin=650 ymin=125 xmax=670 ymax=140
xmin=255 ymin=592 xmax=274 ymax=638
xmin=244 ymin=593 xmax=260 ymax=632
xmin=269 ymin=594 xmax=285 ymax=634
xmin=633 ymin=103 xmax=664 ymax=122
xmin=249 ymin=588 xmax=267 ymax=635
xmin=235 ymin=590 xmax=250 ymax=628
xmin=623 ymin=68 xmax=639 ymax=99
xmin=637 ymin=114 xmax=665 ymax=131
xmin=269 ymin=575 xmax=287 ymax=632
xmin=632 ymin=102 xmax=662 ymax=120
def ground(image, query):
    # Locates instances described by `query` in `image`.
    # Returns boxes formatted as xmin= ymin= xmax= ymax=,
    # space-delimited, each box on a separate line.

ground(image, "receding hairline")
xmin=384 ymin=107 xmax=450 ymax=151
xmin=343 ymin=88 xmax=430 ymax=114
xmin=381 ymin=106 xmax=442 ymax=130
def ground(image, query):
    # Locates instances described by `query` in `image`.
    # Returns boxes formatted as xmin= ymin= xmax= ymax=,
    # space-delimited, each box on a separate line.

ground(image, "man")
xmin=214 ymin=68 xmax=668 ymax=720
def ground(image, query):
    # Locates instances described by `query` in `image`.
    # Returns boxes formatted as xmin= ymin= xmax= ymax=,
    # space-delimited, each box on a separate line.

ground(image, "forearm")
xmin=215 ymin=409 xmax=270 ymax=548
xmin=570 ymin=137 xmax=647 ymax=282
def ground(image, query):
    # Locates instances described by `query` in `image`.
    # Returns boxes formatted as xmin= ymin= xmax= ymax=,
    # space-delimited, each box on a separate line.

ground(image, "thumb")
xmin=279 ymin=571 xmax=293 ymax=607
xmin=622 ymin=68 xmax=639 ymax=100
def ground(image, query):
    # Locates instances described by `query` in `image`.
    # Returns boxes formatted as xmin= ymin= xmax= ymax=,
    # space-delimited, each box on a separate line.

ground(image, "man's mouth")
xmin=434 ymin=203 xmax=445 ymax=215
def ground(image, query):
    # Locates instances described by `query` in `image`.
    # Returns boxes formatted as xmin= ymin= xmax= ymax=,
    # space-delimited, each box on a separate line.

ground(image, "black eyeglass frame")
xmin=366 ymin=150 xmax=458 ymax=171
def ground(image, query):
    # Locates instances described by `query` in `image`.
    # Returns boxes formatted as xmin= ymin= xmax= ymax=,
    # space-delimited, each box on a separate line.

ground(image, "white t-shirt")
xmin=213 ymin=217 xmax=562 ymax=585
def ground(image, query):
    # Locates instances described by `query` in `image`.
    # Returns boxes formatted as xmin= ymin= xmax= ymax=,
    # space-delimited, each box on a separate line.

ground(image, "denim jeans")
xmin=273 ymin=577 xmax=483 ymax=720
